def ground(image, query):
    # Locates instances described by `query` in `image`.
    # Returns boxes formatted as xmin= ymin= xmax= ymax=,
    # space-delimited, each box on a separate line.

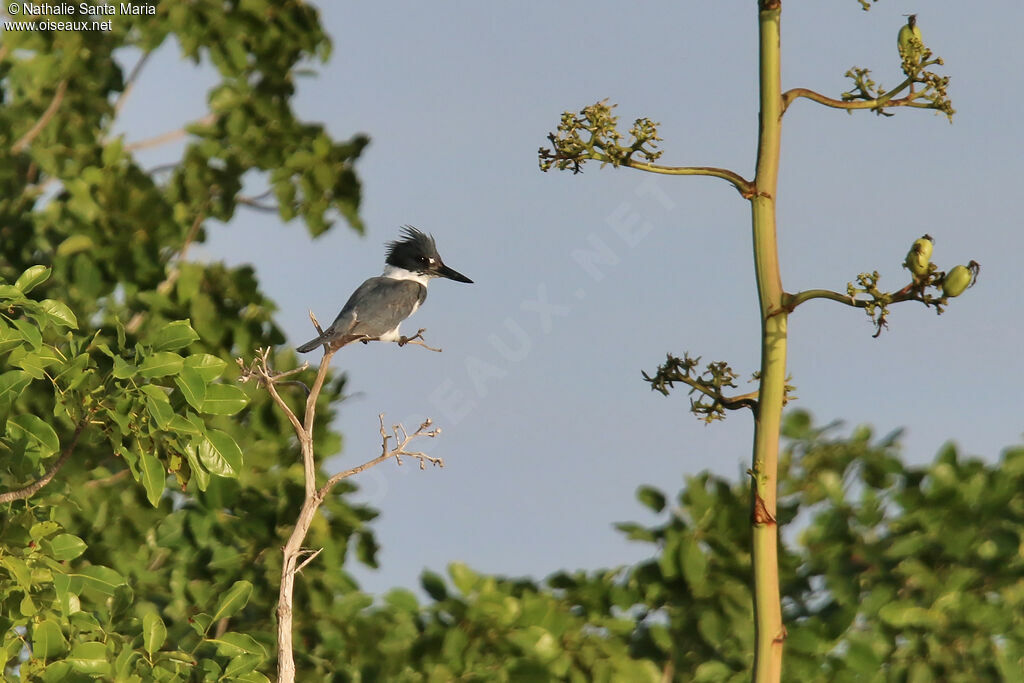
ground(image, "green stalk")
xmin=750 ymin=3 xmax=786 ymax=682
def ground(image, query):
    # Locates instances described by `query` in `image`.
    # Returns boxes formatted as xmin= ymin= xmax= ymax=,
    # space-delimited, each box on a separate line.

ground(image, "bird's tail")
xmin=296 ymin=336 xmax=326 ymax=353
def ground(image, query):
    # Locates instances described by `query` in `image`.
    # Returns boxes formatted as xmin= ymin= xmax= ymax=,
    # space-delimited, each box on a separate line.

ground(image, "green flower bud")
xmin=942 ymin=261 xmax=979 ymax=298
xmin=904 ymin=234 xmax=933 ymax=278
xmin=898 ymin=15 xmax=924 ymax=64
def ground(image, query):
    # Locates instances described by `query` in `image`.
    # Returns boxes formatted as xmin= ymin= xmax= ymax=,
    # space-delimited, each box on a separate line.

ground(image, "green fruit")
xmin=898 ymin=15 xmax=924 ymax=65
xmin=942 ymin=262 xmax=978 ymax=298
xmin=904 ymin=234 xmax=933 ymax=278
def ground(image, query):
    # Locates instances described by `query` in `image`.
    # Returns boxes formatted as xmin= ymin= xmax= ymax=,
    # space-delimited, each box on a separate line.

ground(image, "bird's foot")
xmin=397 ymin=329 xmax=442 ymax=352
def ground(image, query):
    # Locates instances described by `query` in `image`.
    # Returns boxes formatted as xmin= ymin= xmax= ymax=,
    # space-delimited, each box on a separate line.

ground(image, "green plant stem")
xmin=784 ymin=286 xmax=919 ymax=311
xmin=751 ymin=4 xmax=786 ymax=682
xmin=620 ymin=159 xmax=754 ymax=196
xmin=780 ymin=76 xmax=914 ymax=114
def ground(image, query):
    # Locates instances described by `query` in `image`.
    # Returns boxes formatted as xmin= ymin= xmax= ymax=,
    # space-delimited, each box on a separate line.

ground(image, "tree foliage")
xmin=1 ymin=2 xmax=372 ymax=679
xmin=321 ymin=414 xmax=1020 ymax=682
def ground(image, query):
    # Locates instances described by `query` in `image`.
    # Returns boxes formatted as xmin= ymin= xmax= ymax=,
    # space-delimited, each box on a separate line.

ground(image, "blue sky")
xmin=120 ymin=1 xmax=1023 ymax=594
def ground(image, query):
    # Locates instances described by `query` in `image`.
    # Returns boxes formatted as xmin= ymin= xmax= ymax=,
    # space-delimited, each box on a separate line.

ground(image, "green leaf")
xmin=1 ymin=556 xmax=32 ymax=590
xmin=32 ymin=618 xmax=68 ymax=658
xmin=0 ymin=284 xmax=24 ymax=299
xmin=384 ymin=588 xmax=420 ymax=612
xmin=13 ymin=347 xmax=61 ymax=378
xmin=46 ymin=534 xmax=88 ymax=561
xmin=421 ymin=570 xmax=448 ymax=601
xmin=679 ymin=536 xmax=709 ymax=594
xmin=20 ymin=594 xmax=37 ymax=616
xmin=53 ymin=572 xmax=72 ymax=617
xmin=184 ymin=446 xmax=210 ymax=491
xmin=149 ymin=320 xmax=199 ymax=352
xmin=112 ymin=355 xmax=136 ymax=379
xmin=39 ymin=299 xmax=78 ymax=329
xmin=210 ymin=580 xmax=253 ymax=623
xmin=138 ymin=449 xmax=165 ymax=506
xmin=56 ymin=234 xmax=94 ymax=257
xmin=200 ymin=384 xmax=249 ymax=415
xmin=142 ymin=612 xmax=167 ymax=655
xmin=636 ymin=485 xmax=667 ymax=512
xmin=694 ymin=661 xmax=733 ymax=682
xmin=449 ymin=562 xmax=479 ymax=594
xmin=146 ymin=395 xmax=175 ymax=430
xmin=0 ymin=325 xmax=27 ymax=354
xmin=8 ymin=414 xmax=60 ymax=456
xmin=189 ymin=613 xmax=213 ymax=638
xmin=184 ymin=353 xmax=228 ymax=381
xmin=174 ymin=365 xmax=206 ymax=410
xmin=67 ymin=641 xmax=111 ymax=674
xmin=76 ymin=565 xmax=125 ymax=598
xmin=223 ymin=654 xmax=262 ymax=678
xmin=878 ymin=602 xmax=935 ymax=628
xmin=30 ymin=521 xmax=61 ymax=540
xmin=198 ymin=429 xmax=242 ymax=477
xmin=138 ymin=351 xmax=184 ymax=378
xmin=209 ymin=632 xmax=265 ymax=658
xmin=15 ymin=265 xmax=51 ymax=294
xmin=0 ymin=370 xmax=31 ymax=402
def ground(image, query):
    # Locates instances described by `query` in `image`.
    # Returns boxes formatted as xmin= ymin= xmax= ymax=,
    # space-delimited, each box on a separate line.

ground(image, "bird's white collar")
xmin=382 ymin=265 xmax=430 ymax=286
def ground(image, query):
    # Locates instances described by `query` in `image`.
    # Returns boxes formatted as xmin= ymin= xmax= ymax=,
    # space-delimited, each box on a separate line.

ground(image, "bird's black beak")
xmin=437 ymin=263 xmax=473 ymax=283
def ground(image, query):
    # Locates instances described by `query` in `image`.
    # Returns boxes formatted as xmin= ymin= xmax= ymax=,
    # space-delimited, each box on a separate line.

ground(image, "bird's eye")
xmin=418 ymin=256 xmax=429 ymax=263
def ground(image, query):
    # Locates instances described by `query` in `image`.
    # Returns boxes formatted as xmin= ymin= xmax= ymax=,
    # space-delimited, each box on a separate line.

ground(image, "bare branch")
xmin=0 ymin=414 xmax=89 ymax=503
xmin=111 ymin=51 xmax=152 ymax=119
xmin=11 ymin=80 xmax=68 ymax=154
xmin=295 ymin=547 xmax=323 ymax=574
xmin=125 ymin=207 xmax=207 ymax=334
xmin=236 ymin=196 xmax=279 ymax=213
xmin=83 ymin=468 xmax=131 ymax=489
xmin=124 ymin=113 xmax=217 ymax=152
xmin=240 ymin=342 xmax=442 ymax=683
xmin=237 ymin=348 xmax=309 ymax=442
xmin=319 ymin=415 xmax=442 ymax=495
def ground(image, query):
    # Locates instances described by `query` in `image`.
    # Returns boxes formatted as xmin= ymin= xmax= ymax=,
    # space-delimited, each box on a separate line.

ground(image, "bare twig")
xmin=83 ymin=468 xmax=132 ymax=489
xmin=124 ymin=112 xmax=217 ymax=152
xmin=321 ymin=415 xmax=442 ymax=492
xmin=125 ymin=206 xmax=207 ymax=334
xmin=396 ymin=328 xmax=443 ymax=353
xmin=0 ymin=414 xmax=89 ymax=503
xmin=237 ymin=346 xmax=442 ymax=683
xmin=295 ymin=548 xmax=323 ymax=574
xmin=111 ymin=51 xmax=152 ymax=119
xmin=11 ymin=80 xmax=68 ymax=154
xmin=236 ymin=196 xmax=279 ymax=213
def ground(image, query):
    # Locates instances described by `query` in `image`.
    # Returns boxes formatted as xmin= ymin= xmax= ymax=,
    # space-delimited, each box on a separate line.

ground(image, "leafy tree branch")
xmin=0 ymin=412 xmax=90 ymax=504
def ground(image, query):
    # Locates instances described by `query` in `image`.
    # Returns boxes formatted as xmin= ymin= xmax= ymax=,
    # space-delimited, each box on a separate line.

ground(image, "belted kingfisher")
xmin=296 ymin=226 xmax=473 ymax=353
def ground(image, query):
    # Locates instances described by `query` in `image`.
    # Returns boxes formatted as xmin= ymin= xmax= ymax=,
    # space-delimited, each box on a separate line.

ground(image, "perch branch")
xmin=11 ymin=80 xmax=68 ymax=154
xmin=0 ymin=414 xmax=89 ymax=503
xmin=238 ymin=343 xmax=442 ymax=683
xmin=124 ymin=113 xmax=217 ymax=152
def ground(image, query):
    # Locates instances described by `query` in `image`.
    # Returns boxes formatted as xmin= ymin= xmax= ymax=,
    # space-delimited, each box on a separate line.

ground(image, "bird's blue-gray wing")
xmin=341 ymin=277 xmax=426 ymax=338
xmin=297 ymin=277 xmax=426 ymax=352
